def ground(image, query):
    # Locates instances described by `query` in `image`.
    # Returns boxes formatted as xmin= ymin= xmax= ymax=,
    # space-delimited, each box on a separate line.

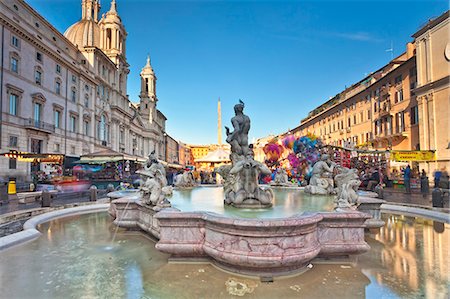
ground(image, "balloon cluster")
xmin=263 ymin=142 xmax=284 ymax=166
xmin=263 ymin=134 xmax=323 ymax=182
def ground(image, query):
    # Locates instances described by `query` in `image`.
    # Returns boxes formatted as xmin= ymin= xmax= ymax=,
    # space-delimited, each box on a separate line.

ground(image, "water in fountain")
xmin=0 ymin=212 xmax=447 ymax=298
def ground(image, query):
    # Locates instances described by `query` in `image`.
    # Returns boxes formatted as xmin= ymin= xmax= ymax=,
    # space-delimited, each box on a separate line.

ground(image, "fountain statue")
xmin=270 ymin=168 xmax=290 ymax=186
xmin=224 ymin=100 xmax=274 ymax=208
xmin=304 ymin=154 xmax=335 ymax=195
xmin=137 ymin=151 xmax=172 ymax=210
xmin=334 ymin=166 xmax=361 ymax=211
xmin=174 ymin=170 xmax=196 ymax=188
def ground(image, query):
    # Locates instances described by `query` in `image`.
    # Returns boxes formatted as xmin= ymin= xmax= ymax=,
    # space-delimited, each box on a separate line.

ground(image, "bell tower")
xmin=139 ymin=56 xmax=157 ymax=124
xmin=82 ymin=0 xmax=100 ymax=21
xmin=99 ymin=0 xmax=129 ymax=95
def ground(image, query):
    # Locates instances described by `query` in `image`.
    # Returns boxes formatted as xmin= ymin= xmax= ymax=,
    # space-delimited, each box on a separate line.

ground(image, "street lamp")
xmin=163 ymin=132 xmax=168 ymax=163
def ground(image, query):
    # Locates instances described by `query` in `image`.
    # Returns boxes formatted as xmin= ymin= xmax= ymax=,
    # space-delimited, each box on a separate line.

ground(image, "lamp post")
xmin=163 ymin=132 xmax=168 ymax=163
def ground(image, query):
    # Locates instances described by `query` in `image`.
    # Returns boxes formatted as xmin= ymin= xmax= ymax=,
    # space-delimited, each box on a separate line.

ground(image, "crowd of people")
xmin=359 ymin=164 xmax=449 ymax=195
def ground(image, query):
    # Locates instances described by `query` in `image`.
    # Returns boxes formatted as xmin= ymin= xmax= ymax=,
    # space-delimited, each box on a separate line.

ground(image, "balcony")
xmin=24 ymin=118 xmax=55 ymax=133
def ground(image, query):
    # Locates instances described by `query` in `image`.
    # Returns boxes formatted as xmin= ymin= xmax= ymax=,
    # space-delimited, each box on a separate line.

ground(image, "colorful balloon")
xmin=263 ymin=143 xmax=284 ymax=163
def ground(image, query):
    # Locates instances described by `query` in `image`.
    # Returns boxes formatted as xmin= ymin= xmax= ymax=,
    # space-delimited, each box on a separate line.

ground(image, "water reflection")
xmin=360 ymin=214 xmax=449 ymax=299
xmin=0 ymin=212 xmax=448 ymax=299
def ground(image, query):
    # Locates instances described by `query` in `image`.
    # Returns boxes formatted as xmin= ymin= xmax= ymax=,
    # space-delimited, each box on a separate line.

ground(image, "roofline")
xmin=300 ymin=51 xmax=411 ymax=124
xmin=412 ymin=10 xmax=449 ymax=38
xmin=17 ymin=0 xmax=79 ymax=52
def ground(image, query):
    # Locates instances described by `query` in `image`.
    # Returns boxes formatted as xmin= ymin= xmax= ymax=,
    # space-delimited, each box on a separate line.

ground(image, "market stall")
xmin=75 ymin=149 xmax=146 ymax=189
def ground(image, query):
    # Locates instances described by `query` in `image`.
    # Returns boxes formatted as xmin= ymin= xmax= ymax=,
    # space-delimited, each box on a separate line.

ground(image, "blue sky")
xmin=27 ymin=0 xmax=448 ymax=144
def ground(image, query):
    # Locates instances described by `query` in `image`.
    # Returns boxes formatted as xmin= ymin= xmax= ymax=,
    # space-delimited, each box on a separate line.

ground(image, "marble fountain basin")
xmin=109 ymin=187 xmax=371 ymax=277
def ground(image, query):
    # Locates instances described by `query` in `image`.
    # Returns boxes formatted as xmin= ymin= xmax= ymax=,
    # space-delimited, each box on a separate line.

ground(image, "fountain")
xmin=109 ymin=101 xmax=371 ymax=277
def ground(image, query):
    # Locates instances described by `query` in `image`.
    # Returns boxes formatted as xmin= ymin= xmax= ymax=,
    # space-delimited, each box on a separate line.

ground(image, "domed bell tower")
xmin=99 ymin=0 xmax=129 ymax=94
xmin=140 ymin=56 xmax=157 ymax=124
xmin=82 ymin=0 xmax=100 ymax=21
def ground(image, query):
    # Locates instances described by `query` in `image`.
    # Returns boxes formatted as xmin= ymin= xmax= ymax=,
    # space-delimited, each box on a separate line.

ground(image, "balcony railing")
xmin=24 ymin=118 xmax=55 ymax=133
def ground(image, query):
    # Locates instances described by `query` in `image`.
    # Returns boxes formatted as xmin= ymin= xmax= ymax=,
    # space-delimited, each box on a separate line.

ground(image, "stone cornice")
xmin=415 ymin=76 xmax=450 ymax=95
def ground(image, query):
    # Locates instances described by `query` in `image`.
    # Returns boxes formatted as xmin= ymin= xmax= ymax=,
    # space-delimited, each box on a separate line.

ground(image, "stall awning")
xmin=76 ymin=156 xmax=124 ymax=164
xmin=77 ymin=149 xmax=146 ymax=164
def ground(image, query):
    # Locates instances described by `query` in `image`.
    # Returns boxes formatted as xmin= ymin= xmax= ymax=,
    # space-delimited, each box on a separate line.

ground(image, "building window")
xmin=34 ymin=102 xmax=41 ymax=122
xmin=9 ymin=136 xmax=18 ymax=147
xmin=54 ymin=110 xmax=61 ymax=128
xmin=360 ymin=111 xmax=364 ymax=123
xmin=10 ymin=57 xmax=18 ymax=73
xmin=99 ymin=114 xmax=107 ymax=141
xmin=9 ymin=94 xmax=18 ymax=115
xmin=71 ymin=89 xmax=77 ymax=102
xmin=72 ymin=75 xmax=77 ymax=83
xmin=396 ymin=112 xmax=405 ymax=133
xmin=55 ymin=80 xmax=61 ymax=95
xmin=11 ymin=35 xmax=20 ymax=48
xmin=71 ymin=145 xmax=76 ymax=155
xmin=409 ymin=67 xmax=417 ymax=78
xmin=367 ymin=110 xmax=371 ymax=120
xmin=54 ymin=143 xmax=60 ymax=152
xmin=36 ymin=52 xmax=42 ymax=62
xmin=119 ymin=129 xmax=124 ymax=144
xmin=373 ymin=102 xmax=377 ymax=113
xmin=410 ymin=106 xmax=419 ymax=125
xmin=394 ymin=75 xmax=402 ymax=85
xmin=84 ymin=120 xmax=90 ymax=136
xmin=347 ymin=117 xmax=351 ymax=127
xmin=353 ymin=115 xmax=357 ymax=125
xmin=35 ymin=69 xmax=42 ymax=85
xmin=84 ymin=94 xmax=89 ymax=108
xmin=56 ymin=64 xmax=61 ymax=74
xmin=9 ymin=158 xmax=17 ymax=170
xmin=375 ymin=88 xmax=380 ymax=98
xmin=395 ymin=89 xmax=404 ymax=103
xmin=70 ymin=115 xmax=77 ymax=133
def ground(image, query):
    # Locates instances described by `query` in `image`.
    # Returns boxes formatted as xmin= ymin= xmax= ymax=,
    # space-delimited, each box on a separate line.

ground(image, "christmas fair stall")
xmin=388 ymin=150 xmax=436 ymax=190
xmin=75 ymin=149 xmax=146 ymax=189
xmin=0 ymin=151 xmax=65 ymax=190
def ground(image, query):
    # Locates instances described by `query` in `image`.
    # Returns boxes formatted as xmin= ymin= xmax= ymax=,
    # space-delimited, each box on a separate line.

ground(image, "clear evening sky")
xmin=27 ymin=0 xmax=448 ymax=145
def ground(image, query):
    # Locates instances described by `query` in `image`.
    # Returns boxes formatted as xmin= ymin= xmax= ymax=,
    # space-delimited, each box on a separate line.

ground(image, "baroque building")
xmin=413 ymin=11 xmax=450 ymax=174
xmin=268 ymin=11 xmax=449 ymax=175
xmin=0 ymin=0 xmax=168 ymax=181
xmin=294 ymin=43 xmax=418 ymax=153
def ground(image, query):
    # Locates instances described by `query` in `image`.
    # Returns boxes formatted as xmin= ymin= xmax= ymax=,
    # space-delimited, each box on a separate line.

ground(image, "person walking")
xmin=420 ymin=169 xmax=429 ymax=198
xmin=433 ymin=169 xmax=442 ymax=188
xmin=403 ymin=165 xmax=411 ymax=194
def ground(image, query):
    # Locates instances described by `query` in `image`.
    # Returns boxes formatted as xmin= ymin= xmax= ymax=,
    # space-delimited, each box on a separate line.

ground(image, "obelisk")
xmin=218 ymin=98 xmax=222 ymax=146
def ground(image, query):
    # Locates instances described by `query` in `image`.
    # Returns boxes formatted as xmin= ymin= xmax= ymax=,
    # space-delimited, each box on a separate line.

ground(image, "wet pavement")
xmin=0 ymin=190 xmax=108 ymax=215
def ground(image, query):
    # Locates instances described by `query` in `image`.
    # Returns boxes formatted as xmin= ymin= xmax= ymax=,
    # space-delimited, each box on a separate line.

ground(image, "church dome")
xmin=64 ymin=19 xmax=100 ymax=48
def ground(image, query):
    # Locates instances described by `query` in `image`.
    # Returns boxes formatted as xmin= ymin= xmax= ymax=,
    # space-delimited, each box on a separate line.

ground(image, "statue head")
xmin=234 ymin=99 xmax=245 ymax=114
xmin=320 ymin=154 xmax=329 ymax=161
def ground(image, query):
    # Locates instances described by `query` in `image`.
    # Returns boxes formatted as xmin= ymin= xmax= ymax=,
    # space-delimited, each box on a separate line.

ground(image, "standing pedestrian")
xmin=403 ymin=165 xmax=411 ymax=194
xmin=433 ymin=169 xmax=442 ymax=188
xmin=420 ymin=169 xmax=429 ymax=198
